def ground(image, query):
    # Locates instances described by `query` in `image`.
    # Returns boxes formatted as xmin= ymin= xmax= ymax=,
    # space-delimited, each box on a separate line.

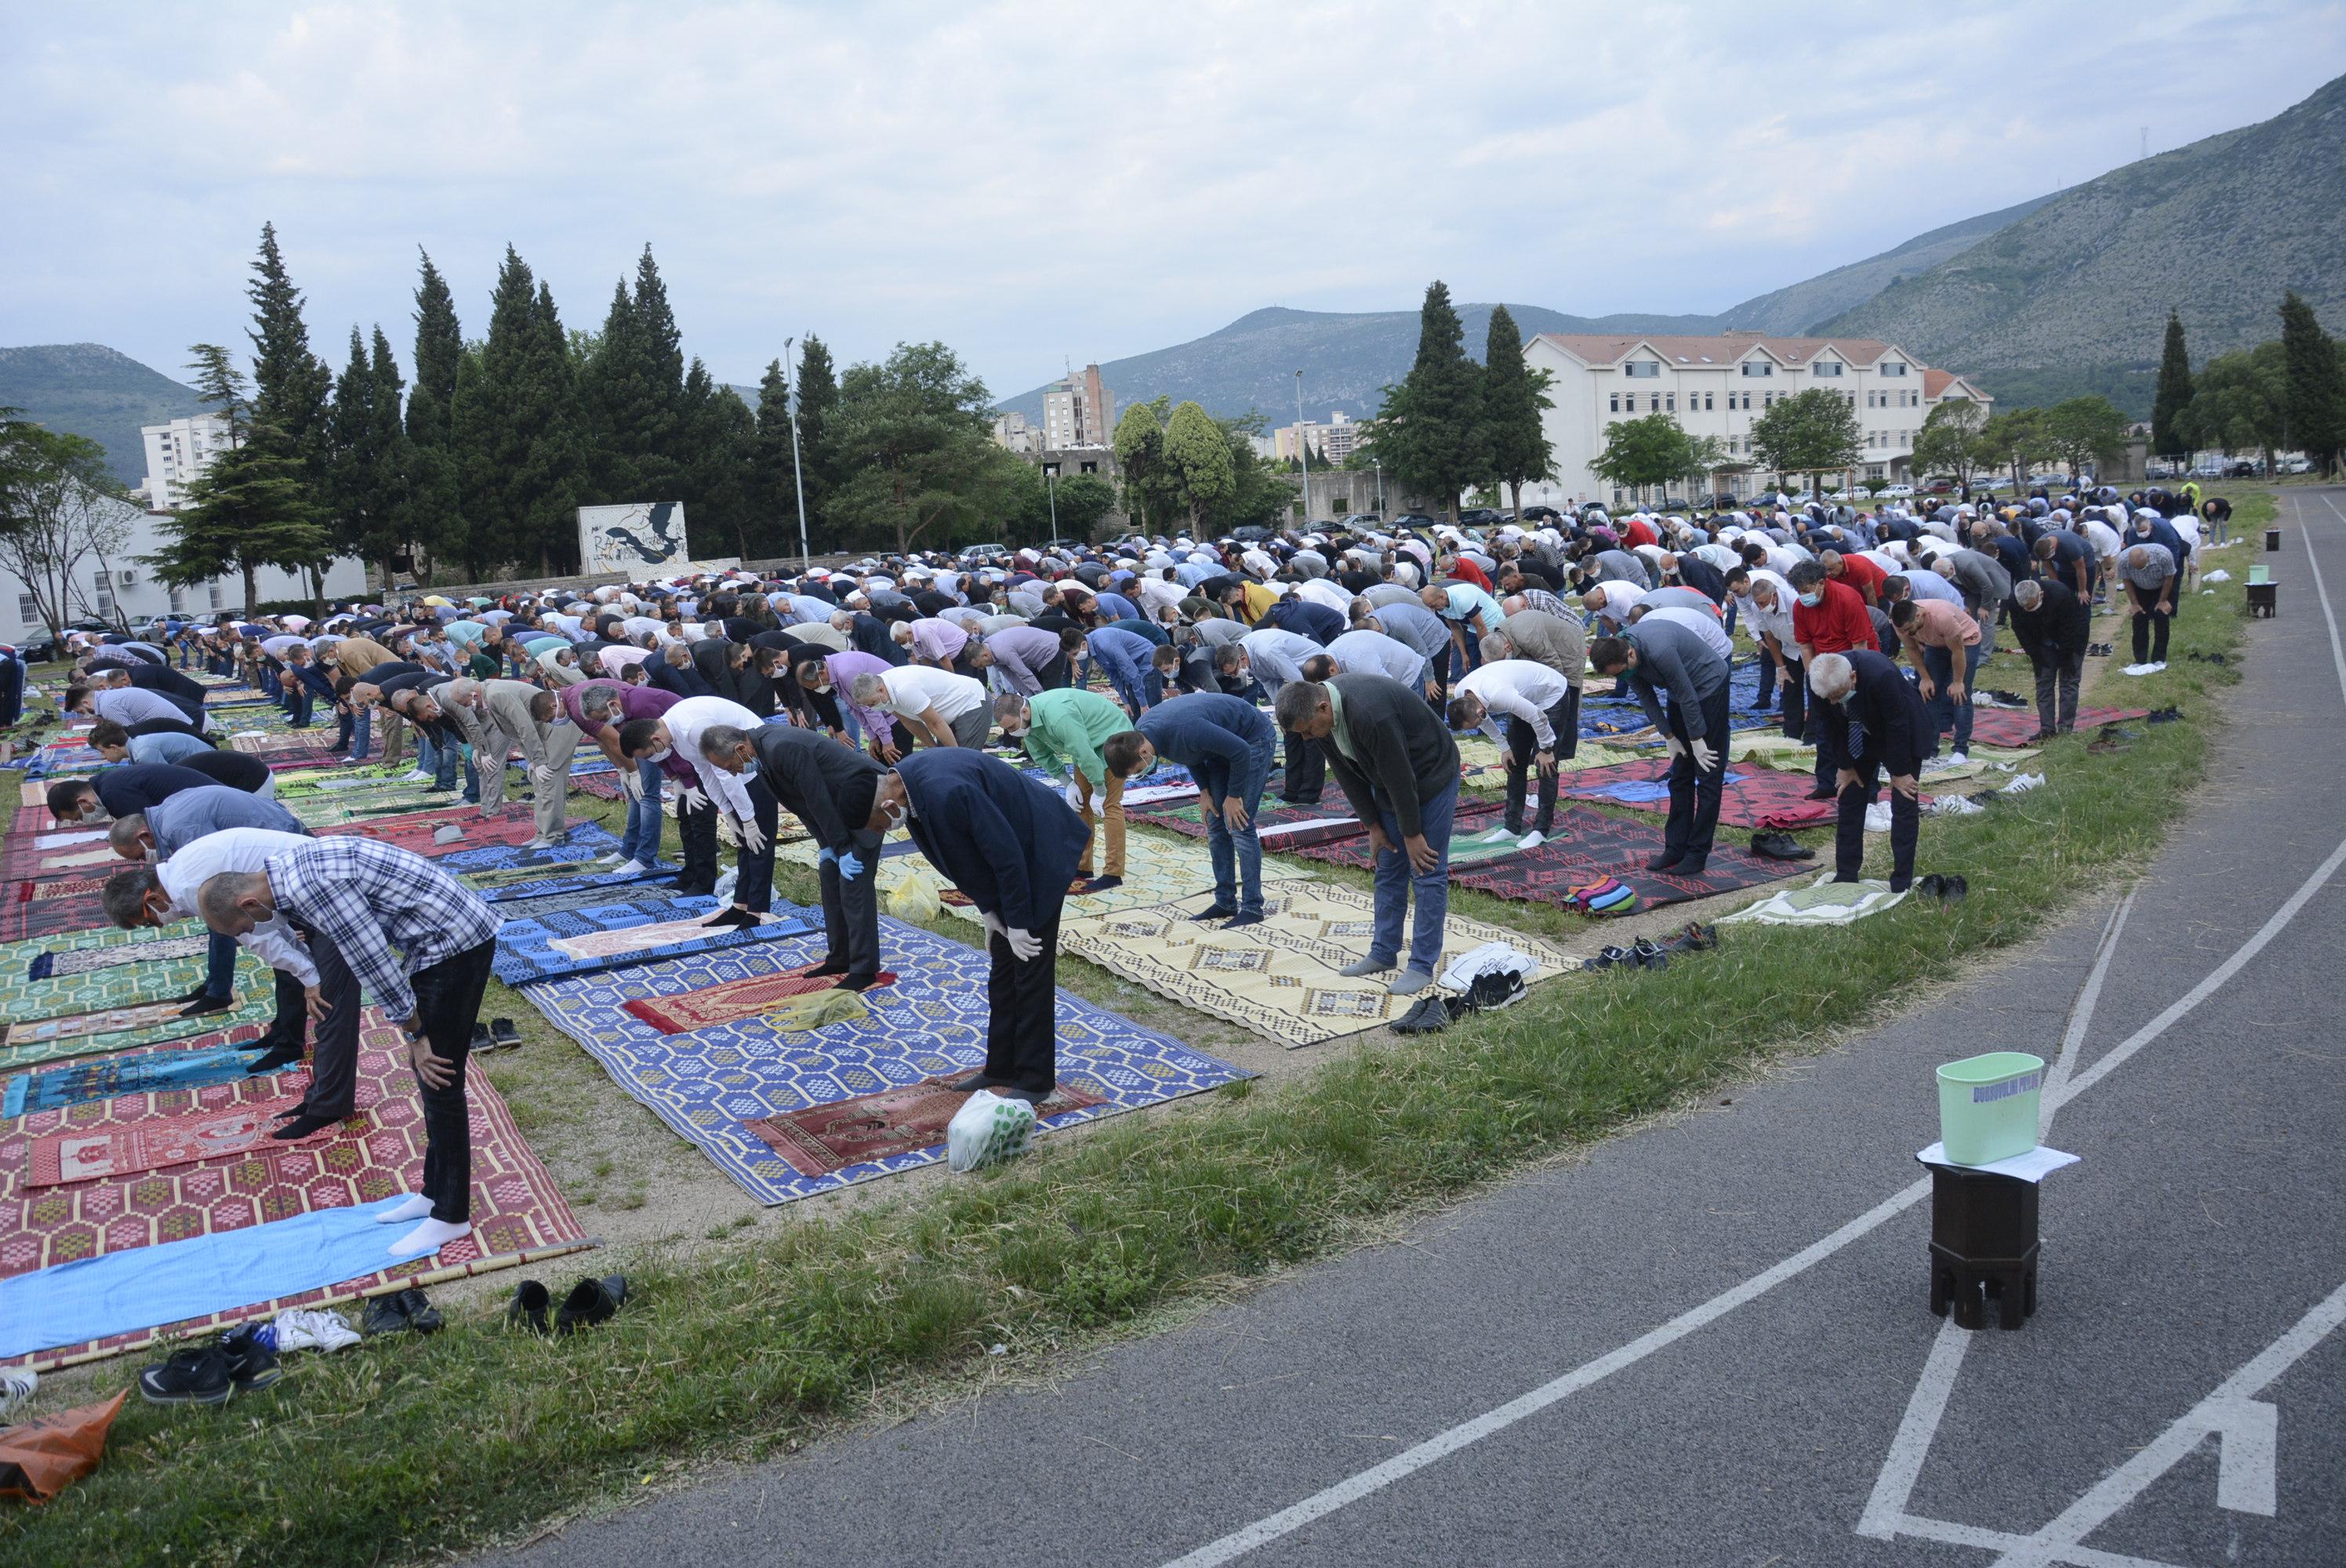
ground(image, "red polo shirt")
xmin=1831 ymin=551 xmax=1887 ymax=604
xmin=1792 ymin=578 xmax=1872 ymax=655
xmin=1621 ymin=517 xmax=1658 ymax=549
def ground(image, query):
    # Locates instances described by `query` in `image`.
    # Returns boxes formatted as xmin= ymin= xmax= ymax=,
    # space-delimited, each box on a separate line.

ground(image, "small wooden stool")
xmin=2265 ymin=528 xmax=2282 ymax=552
xmin=2246 ymin=582 xmax=2278 ymax=618
xmin=1926 ymin=1161 xmax=2039 ymax=1330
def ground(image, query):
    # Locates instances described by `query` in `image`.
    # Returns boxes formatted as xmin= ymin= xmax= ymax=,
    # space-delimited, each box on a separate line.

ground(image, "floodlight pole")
xmin=1295 ymin=369 xmax=1309 ymax=525
xmin=785 ymin=336 xmax=812 ymax=571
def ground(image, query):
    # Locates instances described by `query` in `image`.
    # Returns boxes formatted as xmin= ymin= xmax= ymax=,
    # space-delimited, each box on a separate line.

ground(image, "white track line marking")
xmin=1161 ymin=494 xmax=2346 ymax=1568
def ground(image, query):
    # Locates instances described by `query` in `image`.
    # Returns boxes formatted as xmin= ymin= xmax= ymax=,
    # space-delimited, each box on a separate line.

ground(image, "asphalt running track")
xmin=489 ymin=488 xmax=2346 ymax=1568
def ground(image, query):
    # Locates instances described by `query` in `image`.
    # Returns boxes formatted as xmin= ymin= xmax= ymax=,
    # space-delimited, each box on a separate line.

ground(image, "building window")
xmin=16 ymin=592 xmax=36 ymax=625
xmin=1812 ymin=361 xmax=1843 ymax=377
xmin=1664 ymin=393 xmax=1675 ymax=412
xmin=1705 ymin=392 xmax=1715 ymax=411
xmin=1625 ymin=361 xmax=1660 ymax=379
xmin=1741 ymin=361 xmax=1774 ymax=377
xmin=1609 ymin=393 xmax=1620 ymax=412
xmin=168 ymin=585 xmax=187 ymax=613
xmin=209 ymin=581 xmax=224 ymax=608
xmin=93 ymin=574 xmax=113 ymax=616
xmin=1881 ymin=361 xmax=1907 ymax=376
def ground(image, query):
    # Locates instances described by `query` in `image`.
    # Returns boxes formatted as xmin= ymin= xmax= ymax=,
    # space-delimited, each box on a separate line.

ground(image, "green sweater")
xmin=1023 ymin=688 xmax=1136 ymax=786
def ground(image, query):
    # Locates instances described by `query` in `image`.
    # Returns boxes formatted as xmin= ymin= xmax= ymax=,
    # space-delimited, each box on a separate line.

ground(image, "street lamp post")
xmin=1294 ymin=369 xmax=1309 ymax=527
xmin=783 ymin=336 xmax=812 ymax=571
xmin=1042 ymin=460 xmax=1060 ymax=542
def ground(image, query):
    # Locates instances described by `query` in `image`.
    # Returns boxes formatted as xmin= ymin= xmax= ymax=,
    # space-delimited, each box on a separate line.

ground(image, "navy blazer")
xmin=897 ymin=749 xmax=1088 ymax=931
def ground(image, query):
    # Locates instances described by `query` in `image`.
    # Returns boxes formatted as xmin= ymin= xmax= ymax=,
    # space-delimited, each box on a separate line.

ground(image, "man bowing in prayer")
xmin=1806 ymin=650 xmax=1934 ymax=895
xmin=866 ymin=750 xmax=1088 ymax=1104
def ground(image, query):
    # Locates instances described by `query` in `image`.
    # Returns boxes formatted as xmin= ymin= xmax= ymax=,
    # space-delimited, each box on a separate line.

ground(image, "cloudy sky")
xmin=5 ymin=2 xmax=2341 ymax=401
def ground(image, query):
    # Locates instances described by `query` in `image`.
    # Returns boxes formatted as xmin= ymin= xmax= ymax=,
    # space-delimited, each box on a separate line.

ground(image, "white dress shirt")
xmin=157 ymin=826 xmax=321 ymax=986
xmin=660 ymin=695 xmax=766 ymax=821
xmin=1455 ymin=659 xmax=1573 ymax=750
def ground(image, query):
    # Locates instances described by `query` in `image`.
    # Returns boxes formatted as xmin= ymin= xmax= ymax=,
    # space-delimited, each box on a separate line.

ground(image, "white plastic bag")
xmin=711 ymin=867 xmax=738 ymax=904
xmin=946 ymin=1091 xmax=1037 ymax=1174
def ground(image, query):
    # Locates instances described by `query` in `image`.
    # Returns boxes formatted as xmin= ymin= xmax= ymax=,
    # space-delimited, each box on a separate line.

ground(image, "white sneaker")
xmin=612 ymin=858 xmax=648 ymax=877
xmin=1945 ymin=751 xmax=1969 ymax=768
xmin=398 ymin=768 xmax=432 ymax=783
xmin=271 ymin=1307 xmax=360 ymax=1354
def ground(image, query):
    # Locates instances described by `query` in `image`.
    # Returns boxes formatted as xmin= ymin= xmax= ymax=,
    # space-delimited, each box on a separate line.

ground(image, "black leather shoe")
xmin=508 ymin=1279 xmax=551 ymax=1334
xmin=361 ymin=1292 xmax=413 ymax=1337
xmin=556 ymin=1274 xmax=628 ymax=1335
xmin=397 ymin=1287 xmax=443 ymax=1334
xmin=1644 ymin=852 xmax=1684 ymax=872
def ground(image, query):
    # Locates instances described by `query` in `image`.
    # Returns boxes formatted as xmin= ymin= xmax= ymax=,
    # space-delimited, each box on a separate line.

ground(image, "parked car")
xmin=2280 ymin=457 xmax=2314 ymax=474
xmin=1879 ymin=483 xmax=1916 ymax=498
xmin=1389 ymin=512 xmax=1437 ymax=532
xmin=1337 ymin=512 xmax=1382 ymax=528
xmin=1518 ymin=505 xmax=1563 ymax=522
xmin=1229 ymin=524 xmax=1274 ymax=543
xmin=2227 ymin=461 xmax=2260 ymax=478
xmin=1926 ymin=478 xmax=1956 ymax=494
xmin=958 ymin=543 xmax=1011 ymax=566
xmin=1456 ymin=508 xmax=1506 ymax=526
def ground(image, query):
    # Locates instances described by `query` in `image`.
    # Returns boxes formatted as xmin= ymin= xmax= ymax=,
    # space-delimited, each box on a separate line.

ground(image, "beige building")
xmin=991 ymin=411 xmax=1040 ymax=455
xmin=1516 ymin=332 xmax=1991 ymax=508
xmin=1040 ymin=363 xmax=1115 ymax=449
xmin=1274 ymin=410 xmax=1370 ymax=464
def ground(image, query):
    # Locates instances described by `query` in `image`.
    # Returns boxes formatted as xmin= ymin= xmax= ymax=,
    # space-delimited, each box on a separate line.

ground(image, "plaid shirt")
xmin=264 ymin=837 xmax=499 ymax=1023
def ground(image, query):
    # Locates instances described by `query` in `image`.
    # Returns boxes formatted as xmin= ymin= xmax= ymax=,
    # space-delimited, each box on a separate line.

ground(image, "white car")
xmin=1879 ymin=483 xmax=1916 ymax=498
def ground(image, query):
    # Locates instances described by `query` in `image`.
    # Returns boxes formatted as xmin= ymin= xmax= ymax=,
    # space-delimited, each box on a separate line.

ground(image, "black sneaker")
xmin=1389 ymin=993 xmax=1454 ymax=1034
xmin=140 ymin=1345 xmax=234 ymax=1406
xmin=219 ymin=1325 xmax=282 ymax=1392
xmin=398 ymin=1287 xmax=443 ymax=1334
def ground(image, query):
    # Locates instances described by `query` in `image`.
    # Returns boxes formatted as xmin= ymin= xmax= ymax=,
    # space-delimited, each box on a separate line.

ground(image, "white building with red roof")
xmin=1519 ymin=331 xmax=1992 ymax=507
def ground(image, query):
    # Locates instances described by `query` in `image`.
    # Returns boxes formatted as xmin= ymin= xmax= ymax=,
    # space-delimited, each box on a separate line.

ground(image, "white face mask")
xmin=880 ymin=798 xmax=907 ymax=830
xmin=645 ymin=745 xmax=672 ymax=764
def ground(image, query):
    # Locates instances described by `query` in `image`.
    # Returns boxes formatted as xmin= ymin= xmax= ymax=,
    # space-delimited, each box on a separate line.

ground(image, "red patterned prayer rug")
xmin=1290 ymin=802 xmax=1794 ymax=910
xmin=622 ymin=969 xmax=899 ymax=1033
xmin=1966 ymin=705 xmax=2147 ymax=748
xmin=0 ymin=878 xmax=109 ymax=942
xmin=746 ymin=1075 xmax=1109 ymax=1177
xmin=1 ymin=1012 xmax=590 ymax=1371
xmin=1553 ymin=759 xmax=1841 ymax=832
xmin=26 ymin=1089 xmax=354 ymax=1189
xmin=318 ymin=805 xmax=540 ymax=855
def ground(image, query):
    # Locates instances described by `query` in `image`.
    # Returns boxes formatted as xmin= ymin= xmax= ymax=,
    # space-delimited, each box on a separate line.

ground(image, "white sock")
xmin=374 ymin=1193 xmax=434 ymax=1225
xmin=389 ymin=1218 xmax=470 ymax=1260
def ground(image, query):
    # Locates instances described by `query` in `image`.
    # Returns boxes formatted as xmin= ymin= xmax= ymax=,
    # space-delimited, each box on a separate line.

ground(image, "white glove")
xmin=1663 ymin=735 xmax=1686 ymax=760
xmin=736 ymin=815 xmax=768 ymax=855
xmin=1005 ymin=926 xmax=1043 ymax=962
xmin=619 ymin=767 xmax=645 ymax=802
xmin=678 ymin=785 xmax=710 ymax=813
xmin=1690 ymin=738 xmax=1719 ymax=771
xmin=981 ymin=911 xmax=1007 ymax=941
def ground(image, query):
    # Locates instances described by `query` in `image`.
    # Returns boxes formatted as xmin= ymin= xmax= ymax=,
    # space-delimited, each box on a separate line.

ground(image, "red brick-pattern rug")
xmin=318 ymin=804 xmax=543 ymax=855
xmin=623 ymin=968 xmax=898 ymax=1033
xmin=0 ymin=877 xmax=109 ymax=942
xmin=1968 ymin=705 xmax=2147 ymax=748
xmin=27 ymin=1088 xmax=348 ymax=1189
xmin=0 ymin=1013 xmax=590 ymax=1371
xmin=746 ymin=1075 xmax=1108 ymax=1177
xmin=1553 ymin=758 xmax=1842 ymax=831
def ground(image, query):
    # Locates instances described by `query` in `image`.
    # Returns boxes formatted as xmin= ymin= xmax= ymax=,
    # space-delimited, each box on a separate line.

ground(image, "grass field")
xmin=0 ymin=495 xmax=2272 ymax=1566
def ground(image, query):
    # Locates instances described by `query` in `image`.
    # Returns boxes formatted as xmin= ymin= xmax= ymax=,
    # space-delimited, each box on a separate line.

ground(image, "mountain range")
xmin=999 ymin=71 xmax=2344 ymax=426
xmin=0 ymin=343 xmax=204 ymax=484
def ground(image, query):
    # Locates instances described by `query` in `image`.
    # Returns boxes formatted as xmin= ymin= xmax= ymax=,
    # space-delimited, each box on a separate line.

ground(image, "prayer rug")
xmin=747 ymin=1076 xmax=1109 ymax=1178
xmin=26 ymin=1088 xmax=346 ymax=1188
xmin=5 ymin=1001 xmax=195 ymax=1051
xmin=470 ymin=862 xmax=675 ymax=899
xmin=493 ymin=898 xmax=815 ymax=985
xmin=0 ymin=828 xmax=104 ymax=880
xmin=520 ymin=919 xmax=1247 ymax=1204
xmin=0 ymin=877 xmax=112 ymax=942
xmin=27 ymin=934 xmax=209 ymax=981
xmin=1127 ymin=798 xmax=1395 ymax=850
xmin=318 ymin=806 xmax=547 ymax=855
xmin=1056 ymin=880 xmax=1560 ymax=1047
xmin=3 ymin=1044 xmax=291 ymax=1117
xmin=1287 ymin=804 xmax=1796 ymax=913
xmin=429 ymin=821 xmax=622 ymax=878
xmin=1552 ymin=759 xmax=1841 ymax=831
xmin=620 ymin=968 xmax=895 ymax=1033
xmin=1720 ymin=873 xmax=1911 ymax=926
xmin=1967 ymin=705 xmax=2148 ymax=748
xmin=0 ymin=1011 xmax=590 ymax=1370
xmin=0 ymin=985 xmax=274 ymax=1076
xmin=1582 ymin=659 xmax=1776 ymax=744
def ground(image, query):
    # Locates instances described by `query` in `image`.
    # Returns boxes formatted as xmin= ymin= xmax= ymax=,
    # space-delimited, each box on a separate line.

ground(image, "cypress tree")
xmin=2280 ymin=291 xmax=2345 ymax=474
xmin=327 ymin=328 xmax=377 ymax=561
xmin=794 ymin=336 xmax=840 ymax=546
xmin=408 ymin=249 xmax=461 ymax=449
xmin=581 ymin=246 xmax=685 ymax=505
xmin=456 ymin=245 xmax=540 ymax=575
xmin=2151 ymin=310 xmax=2194 ymax=459
xmin=681 ymin=358 xmax=757 ymax=557
xmin=751 ymin=358 xmax=802 ymax=556
xmin=519 ymin=280 xmax=584 ymax=573
xmin=581 ymin=278 xmax=640 ymax=500
xmin=1482 ymin=304 xmax=1555 ymax=515
xmin=1379 ymin=281 xmax=1487 ymax=520
xmin=448 ymin=345 xmax=494 ymax=577
xmin=243 ymin=223 xmax=334 ymax=553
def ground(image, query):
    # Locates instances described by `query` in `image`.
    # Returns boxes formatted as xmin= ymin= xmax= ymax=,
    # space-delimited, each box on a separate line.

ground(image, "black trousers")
xmin=1663 ymin=686 xmax=1731 ymax=863
xmin=411 ymin=938 xmax=496 ymax=1223
xmin=818 ymin=827 xmax=884 ymax=980
xmin=734 ymin=775 xmax=780 ymax=913
xmin=2129 ymin=586 xmax=2172 ymax=663
xmin=283 ymin=916 xmax=363 ymax=1120
xmin=1502 ymin=691 xmax=1579 ymax=834
xmin=1753 ymin=642 xmax=1781 ymax=710
xmin=1034 ymin=653 xmax=1072 ymax=691
xmin=1835 ymin=753 xmax=1921 ymax=892
xmin=1280 ymin=728 xmax=1324 ymax=802
xmin=985 ymin=906 xmax=1063 ymax=1094
xmin=2032 ymin=650 xmax=2084 ymax=734
xmin=675 ymin=789 xmax=721 ymax=894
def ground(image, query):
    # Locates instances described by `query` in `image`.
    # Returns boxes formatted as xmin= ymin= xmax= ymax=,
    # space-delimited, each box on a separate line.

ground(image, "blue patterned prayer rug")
xmin=491 ymin=892 xmax=815 ymax=984
xmin=3 ymin=1041 xmax=290 ymax=1116
xmin=430 ymin=822 xmax=623 ymax=877
xmin=472 ymin=862 xmax=678 ymax=901
xmin=1582 ymin=657 xmax=1775 ymax=742
xmin=521 ymin=917 xmax=1250 ymax=1204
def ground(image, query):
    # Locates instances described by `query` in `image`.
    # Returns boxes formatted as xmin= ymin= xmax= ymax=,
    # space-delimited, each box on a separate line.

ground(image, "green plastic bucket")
xmin=2249 ymin=564 xmax=2272 ymax=586
xmin=1935 ymin=1051 xmax=2046 ymax=1166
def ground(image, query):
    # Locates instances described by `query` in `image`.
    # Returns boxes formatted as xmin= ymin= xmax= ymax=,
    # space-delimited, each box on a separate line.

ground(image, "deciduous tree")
xmin=0 ymin=419 xmax=130 ymax=639
xmin=1910 ymin=397 xmax=1985 ymax=486
xmin=1748 ymin=389 xmax=1861 ymax=499
xmin=1591 ymin=412 xmax=1694 ymax=498
xmin=1164 ymin=400 xmax=1235 ymax=528
xmin=827 ymin=342 xmax=1014 ymax=555
xmin=2042 ymin=395 xmax=2132 ymax=482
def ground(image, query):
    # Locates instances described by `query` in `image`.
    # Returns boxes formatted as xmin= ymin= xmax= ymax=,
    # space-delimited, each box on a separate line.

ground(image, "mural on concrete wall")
xmin=578 ymin=502 xmax=690 ymax=575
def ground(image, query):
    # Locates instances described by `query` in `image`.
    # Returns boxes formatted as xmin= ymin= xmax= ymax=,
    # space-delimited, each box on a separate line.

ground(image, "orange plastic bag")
xmin=0 ymin=1389 xmax=127 ymax=1504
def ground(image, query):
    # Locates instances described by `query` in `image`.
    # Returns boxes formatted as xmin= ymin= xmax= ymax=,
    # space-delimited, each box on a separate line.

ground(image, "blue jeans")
xmin=621 ymin=757 xmax=664 ymax=863
xmin=1923 ymin=642 xmax=1985 ymax=753
xmin=1204 ymin=735 xmax=1276 ymax=917
xmin=204 ymin=931 xmax=237 ymax=1001
xmin=1370 ymin=776 xmax=1456 ymax=976
xmin=346 ymin=707 xmax=372 ymax=760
